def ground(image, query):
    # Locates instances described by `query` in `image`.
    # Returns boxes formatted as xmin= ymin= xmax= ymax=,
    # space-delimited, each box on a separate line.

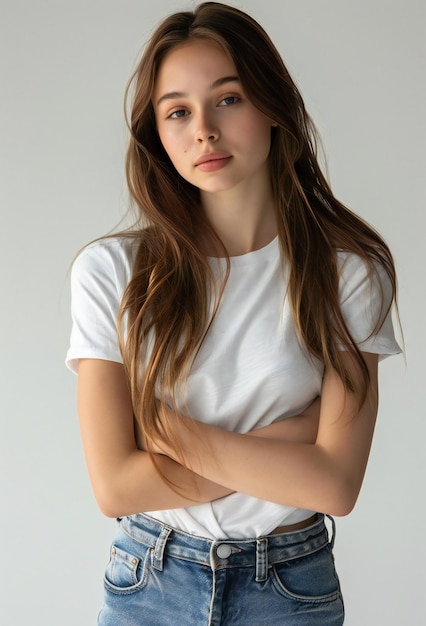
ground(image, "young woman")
xmin=67 ymin=3 xmax=401 ymax=624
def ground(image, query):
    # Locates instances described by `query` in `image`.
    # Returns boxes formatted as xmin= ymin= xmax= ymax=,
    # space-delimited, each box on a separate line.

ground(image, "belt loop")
xmin=152 ymin=525 xmax=172 ymax=571
xmin=326 ymin=514 xmax=336 ymax=550
xmin=255 ymin=538 xmax=268 ymax=582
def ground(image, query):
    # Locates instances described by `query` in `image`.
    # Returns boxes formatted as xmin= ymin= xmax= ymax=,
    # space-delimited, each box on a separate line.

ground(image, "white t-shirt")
xmin=66 ymin=235 xmax=400 ymax=539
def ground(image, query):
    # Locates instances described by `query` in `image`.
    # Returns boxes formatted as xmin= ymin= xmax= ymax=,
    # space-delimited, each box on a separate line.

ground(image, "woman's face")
xmin=153 ymin=39 xmax=274 ymax=198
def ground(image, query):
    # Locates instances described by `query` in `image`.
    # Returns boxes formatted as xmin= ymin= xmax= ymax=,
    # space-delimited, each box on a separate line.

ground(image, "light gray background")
xmin=1 ymin=1 xmax=424 ymax=624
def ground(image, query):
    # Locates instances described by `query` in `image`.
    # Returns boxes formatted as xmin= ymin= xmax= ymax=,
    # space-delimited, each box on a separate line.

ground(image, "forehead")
xmin=154 ymin=39 xmax=237 ymax=95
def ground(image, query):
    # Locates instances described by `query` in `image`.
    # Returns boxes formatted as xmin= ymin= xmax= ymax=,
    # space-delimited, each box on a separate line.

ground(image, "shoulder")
xmin=73 ymin=236 xmax=138 ymax=275
xmin=71 ymin=236 xmax=140 ymax=292
xmin=66 ymin=236 xmax=142 ymax=372
xmin=335 ymin=250 xmax=400 ymax=357
xmin=336 ymin=250 xmax=394 ymax=308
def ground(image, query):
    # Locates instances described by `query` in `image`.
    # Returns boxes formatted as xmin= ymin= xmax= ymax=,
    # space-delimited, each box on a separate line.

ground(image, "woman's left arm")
xmin=152 ymin=352 xmax=379 ymax=517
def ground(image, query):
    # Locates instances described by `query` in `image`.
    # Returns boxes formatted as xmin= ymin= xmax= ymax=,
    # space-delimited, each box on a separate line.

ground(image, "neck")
xmin=200 ymin=178 xmax=277 ymax=257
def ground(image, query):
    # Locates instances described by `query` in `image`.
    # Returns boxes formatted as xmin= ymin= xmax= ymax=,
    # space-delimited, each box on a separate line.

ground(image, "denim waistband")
xmin=119 ymin=513 xmax=333 ymax=583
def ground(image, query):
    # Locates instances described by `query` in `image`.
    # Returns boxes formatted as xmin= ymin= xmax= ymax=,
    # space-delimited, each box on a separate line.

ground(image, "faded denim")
xmin=98 ymin=513 xmax=344 ymax=625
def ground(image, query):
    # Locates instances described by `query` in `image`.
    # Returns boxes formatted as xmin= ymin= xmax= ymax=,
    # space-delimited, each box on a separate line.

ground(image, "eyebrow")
xmin=155 ymin=75 xmax=240 ymax=107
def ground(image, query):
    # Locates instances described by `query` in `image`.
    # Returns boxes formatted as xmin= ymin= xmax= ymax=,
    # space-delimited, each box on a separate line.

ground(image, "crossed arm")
xmin=77 ymin=352 xmax=378 ymax=518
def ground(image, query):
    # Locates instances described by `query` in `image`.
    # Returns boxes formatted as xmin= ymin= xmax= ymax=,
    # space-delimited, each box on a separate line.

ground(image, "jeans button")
xmin=216 ymin=543 xmax=232 ymax=559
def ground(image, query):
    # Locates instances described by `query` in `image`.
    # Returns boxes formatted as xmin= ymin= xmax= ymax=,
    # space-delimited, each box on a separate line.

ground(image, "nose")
xmin=194 ymin=110 xmax=219 ymax=143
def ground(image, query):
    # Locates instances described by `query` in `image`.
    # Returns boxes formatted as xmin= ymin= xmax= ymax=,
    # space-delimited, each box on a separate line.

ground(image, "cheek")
xmin=247 ymin=124 xmax=272 ymax=157
xmin=157 ymin=128 xmax=172 ymax=155
xmin=238 ymin=114 xmax=272 ymax=148
xmin=157 ymin=138 xmax=177 ymax=168
xmin=157 ymin=133 xmax=190 ymax=179
xmin=257 ymin=120 xmax=273 ymax=153
xmin=158 ymin=127 xmax=187 ymax=163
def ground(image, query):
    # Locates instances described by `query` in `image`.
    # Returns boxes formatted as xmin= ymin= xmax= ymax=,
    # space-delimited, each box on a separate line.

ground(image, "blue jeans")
xmin=98 ymin=513 xmax=344 ymax=625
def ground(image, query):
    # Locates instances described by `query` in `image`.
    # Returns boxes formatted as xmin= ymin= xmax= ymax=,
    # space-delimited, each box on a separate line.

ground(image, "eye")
xmin=168 ymin=109 xmax=189 ymax=119
xmin=218 ymin=96 xmax=239 ymax=106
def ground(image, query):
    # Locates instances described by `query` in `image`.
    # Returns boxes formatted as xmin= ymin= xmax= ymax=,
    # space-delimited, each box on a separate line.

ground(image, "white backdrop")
xmin=1 ymin=1 xmax=424 ymax=624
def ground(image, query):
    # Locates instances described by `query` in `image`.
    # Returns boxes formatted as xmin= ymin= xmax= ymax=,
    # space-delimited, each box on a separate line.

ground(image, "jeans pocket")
xmin=104 ymin=542 xmax=150 ymax=595
xmin=271 ymin=545 xmax=342 ymax=603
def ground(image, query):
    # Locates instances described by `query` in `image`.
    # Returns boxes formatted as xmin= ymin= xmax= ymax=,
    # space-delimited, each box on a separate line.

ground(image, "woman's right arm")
xmin=77 ymin=358 xmax=320 ymax=518
xmin=77 ymin=358 xmax=233 ymax=518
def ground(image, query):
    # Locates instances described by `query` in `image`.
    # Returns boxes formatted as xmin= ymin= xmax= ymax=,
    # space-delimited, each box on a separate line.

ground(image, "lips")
xmin=194 ymin=152 xmax=232 ymax=172
xmin=194 ymin=152 xmax=232 ymax=166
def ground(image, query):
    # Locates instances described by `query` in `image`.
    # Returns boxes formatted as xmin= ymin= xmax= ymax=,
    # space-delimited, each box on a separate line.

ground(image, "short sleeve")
xmin=337 ymin=252 xmax=401 ymax=359
xmin=65 ymin=238 xmax=136 ymax=373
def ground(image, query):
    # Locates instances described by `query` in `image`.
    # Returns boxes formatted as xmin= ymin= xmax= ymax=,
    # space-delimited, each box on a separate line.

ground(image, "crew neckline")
xmin=208 ymin=235 xmax=279 ymax=266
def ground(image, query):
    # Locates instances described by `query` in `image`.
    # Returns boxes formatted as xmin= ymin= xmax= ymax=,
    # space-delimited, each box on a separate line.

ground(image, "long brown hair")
xmin=118 ymin=2 xmax=397 ymax=457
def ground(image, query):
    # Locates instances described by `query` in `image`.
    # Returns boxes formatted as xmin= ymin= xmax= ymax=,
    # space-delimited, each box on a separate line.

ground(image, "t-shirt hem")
xmin=338 ymin=338 xmax=401 ymax=358
xmin=65 ymin=350 xmax=123 ymax=374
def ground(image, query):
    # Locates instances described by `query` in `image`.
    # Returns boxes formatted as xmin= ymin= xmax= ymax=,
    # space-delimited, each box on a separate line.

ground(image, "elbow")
xmin=88 ymin=450 xmax=153 ymax=518
xmin=324 ymin=479 xmax=360 ymax=517
xmin=95 ymin=489 xmax=123 ymax=518
xmin=326 ymin=498 xmax=356 ymax=518
xmin=97 ymin=498 xmax=123 ymax=519
xmin=91 ymin=477 xmax=131 ymax=519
